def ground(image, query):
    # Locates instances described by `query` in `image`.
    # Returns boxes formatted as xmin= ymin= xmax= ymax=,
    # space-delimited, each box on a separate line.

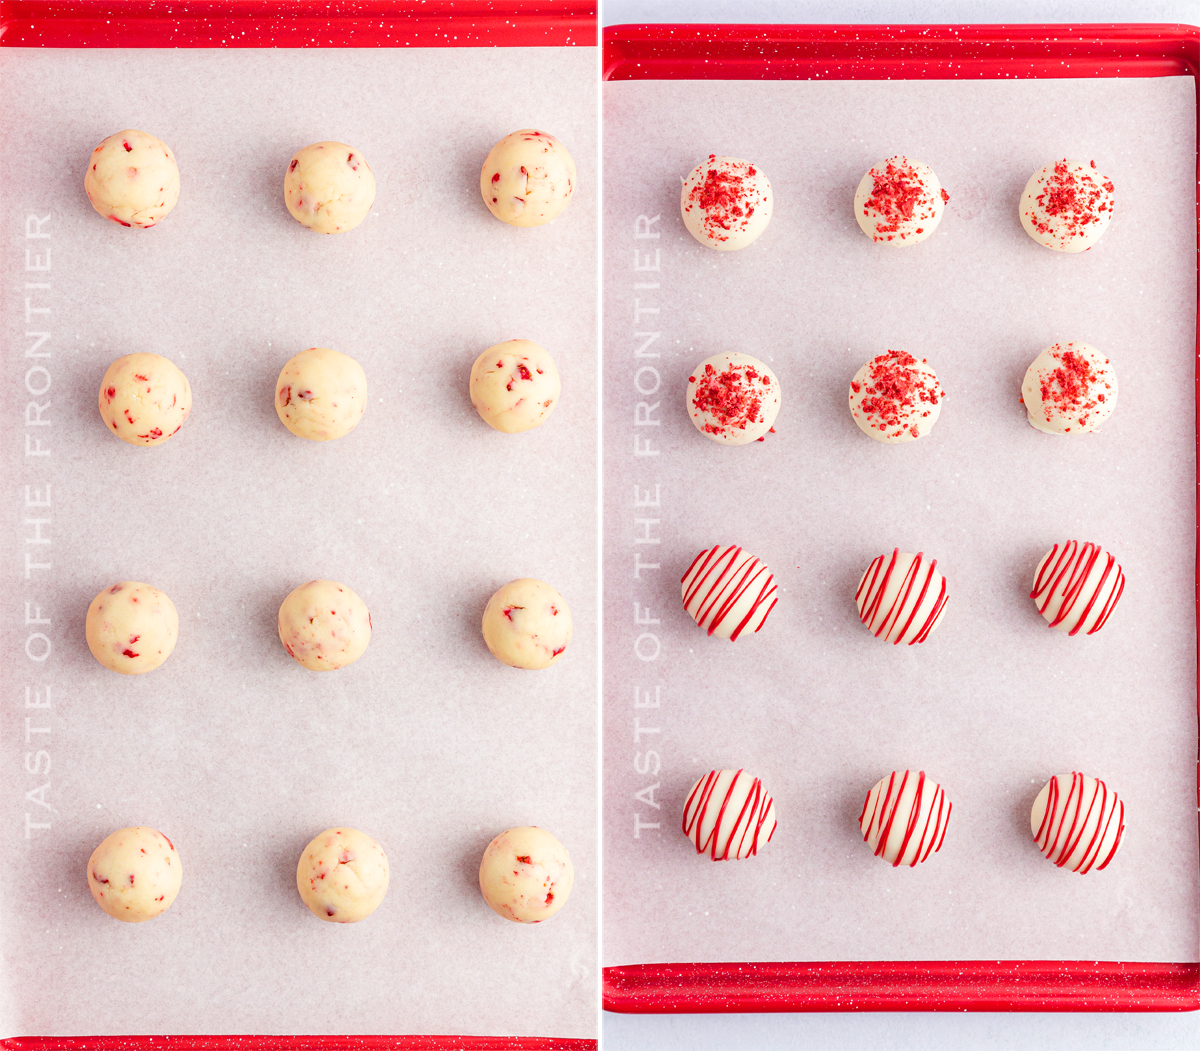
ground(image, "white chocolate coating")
xmin=1021 ymin=342 xmax=1117 ymax=435
xmin=84 ymin=130 xmax=180 ymax=228
xmin=481 ymin=578 xmax=571 ymax=670
xmin=681 ymin=545 xmax=778 ymax=641
xmin=854 ymin=156 xmax=947 ymax=246
xmin=87 ymin=826 xmax=181 ymax=922
xmin=469 ymin=339 xmax=561 ymax=433
xmin=1030 ymin=541 xmax=1124 ymax=636
xmin=275 ymin=347 xmax=368 ymax=441
xmin=859 ymin=770 xmax=951 ymax=867
xmin=855 ymin=550 xmax=948 ymax=646
xmin=682 ymin=769 xmax=777 ymax=860
xmin=278 ymin=580 xmax=372 ymax=670
xmin=481 ymin=130 xmax=576 ymax=227
xmin=1020 ymin=159 xmax=1114 ymax=252
xmin=296 ymin=827 xmax=389 ymax=922
xmin=99 ymin=353 xmax=192 ymax=447
xmin=284 ymin=142 xmax=375 ymax=234
xmin=1031 ymin=773 xmax=1125 ymax=873
xmin=680 ymin=155 xmax=772 ymax=251
xmin=478 ymin=826 xmax=573 ymax=923
xmin=849 ymin=350 xmax=943 ymax=443
xmin=686 ymin=352 xmax=780 ymax=444
xmin=85 ymin=581 xmax=178 ymax=675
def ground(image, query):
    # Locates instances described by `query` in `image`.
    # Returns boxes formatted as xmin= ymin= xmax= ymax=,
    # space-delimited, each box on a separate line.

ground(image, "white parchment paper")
xmin=0 ymin=47 xmax=597 ymax=1038
xmin=603 ymin=76 xmax=1198 ymax=967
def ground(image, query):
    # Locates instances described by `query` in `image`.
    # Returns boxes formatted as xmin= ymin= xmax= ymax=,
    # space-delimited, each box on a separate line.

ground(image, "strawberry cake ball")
xmin=1020 ymin=159 xmax=1114 ymax=252
xmin=84 ymin=129 xmax=180 ymax=228
xmin=680 ymin=155 xmax=772 ymax=250
xmin=481 ymin=129 xmax=576 ymax=227
xmin=479 ymin=826 xmax=574 ymax=923
xmin=682 ymin=769 xmax=777 ymax=860
xmin=296 ymin=828 xmax=389 ymax=922
xmin=859 ymin=770 xmax=952 ymax=867
xmin=849 ymin=350 xmax=944 ymax=443
xmin=99 ymin=353 xmax=191 ymax=447
xmin=85 ymin=581 xmax=179 ymax=675
xmin=87 ymin=826 xmax=182 ymax=922
xmin=278 ymin=580 xmax=372 ymax=670
xmin=1031 ymin=772 xmax=1125 ymax=873
xmin=469 ymin=339 xmax=561 ymax=433
xmin=1020 ymin=341 xmax=1117 ymax=435
xmin=481 ymin=578 xmax=572 ymax=669
xmin=686 ymin=352 xmax=780 ymax=444
xmin=1030 ymin=541 xmax=1124 ymax=636
xmin=854 ymin=156 xmax=948 ymax=246
xmin=275 ymin=347 xmax=367 ymax=441
xmin=283 ymin=141 xmax=375 ymax=234
xmin=681 ymin=544 xmax=778 ymax=641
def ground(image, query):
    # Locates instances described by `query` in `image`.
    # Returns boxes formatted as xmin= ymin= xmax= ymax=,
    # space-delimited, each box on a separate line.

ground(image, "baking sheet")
xmin=603 ymin=75 xmax=1198 ymax=966
xmin=0 ymin=46 xmax=597 ymax=1038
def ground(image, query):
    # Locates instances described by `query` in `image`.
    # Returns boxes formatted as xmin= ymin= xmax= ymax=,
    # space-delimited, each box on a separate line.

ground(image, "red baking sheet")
xmin=601 ymin=20 xmax=1200 ymax=1016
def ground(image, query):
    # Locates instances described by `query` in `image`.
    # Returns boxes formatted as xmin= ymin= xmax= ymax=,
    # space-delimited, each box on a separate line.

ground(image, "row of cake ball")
xmin=83 ymin=577 xmax=572 ymax=676
xmin=87 ymin=824 xmax=573 ymax=926
xmin=686 ymin=342 xmax=1117 ymax=447
xmin=85 ymin=128 xmax=576 ymax=232
xmin=681 ymin=541 xmax=1124 ymax=644
xmin=683 ymin=768 xmax=1125 ymax=875
xmin=681 ymin=154 xmax=1114 ymax=253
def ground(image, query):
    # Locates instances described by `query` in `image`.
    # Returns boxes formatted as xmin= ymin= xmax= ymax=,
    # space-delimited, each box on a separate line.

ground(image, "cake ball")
xmin=680 ymin=155 xmax=772 ymax=250
xmin=1020 ymin=341 xmax=1117 ymax=435
xmin=87 ymin=826 xmax=181 ymax=922
xmin=1031 ymin=772 xmax=1125 ymax=873
xmin=859 ymin=770 xmax=951 ymax=867
xmin=1020 ymin=159 xmax=1114 ymax=252
xmin=84 ymin=129 xmax=180 ymax=228
xmin=296 ymin=827 xmax=389 ymax=922
xmin=469 ymin=339 xmax=561 ymax=433
xmin=856 ymin=550 xmax=948 ymax=646
xmin=278 ymin=580 xmax=372 ymax=670
xmin=481 ymin=578 xmax=572 ymax=670
xmin=275 ymin=347 xmax=368 ymax=441
xmin=85 ymin=581 xmax=178 ymax=675
xmin=99 ymin=353 xmax=192 ymax=446
xmin=686 ymin=352 xmax=780 ymax=444
xmin=682 ymin=769 xmax=777 ymax=861
xmin=284 ymin=142 xmax=375 ymax=234
xmin=478 ymin=826 xmax=574 ymax=923
xmin=848 ymin=350 xmax=943 ymax=443
xmin=681 ymin=545 xmax=778 ymax=641
xmin=854 ymin=156 xmax=948 ymax=246
xmin=1030 ymin=541 xmax=1124 ymax=636
xmin=481 ymin=129 xmax=576 ymax=227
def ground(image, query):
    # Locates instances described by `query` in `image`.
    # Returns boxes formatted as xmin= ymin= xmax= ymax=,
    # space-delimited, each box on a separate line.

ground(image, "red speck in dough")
xmin=289 ymin=158 xmax=298 ymax=172
xmin=280 ymin=386 xmax=292 ymax=406
xmin=491 ymin=172 xmax=500 ymax=184
xmin=123 ymin=648 xmax=139 ymax=658
xmin=122 ymin=140 xmax=132 ymax=152
xmin=105 ymin=387 xmax=116 ymax=400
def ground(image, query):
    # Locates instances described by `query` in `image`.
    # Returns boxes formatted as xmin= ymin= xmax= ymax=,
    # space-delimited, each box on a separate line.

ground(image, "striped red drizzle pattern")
xmin=682 ymin=769 xmax=777 ymax=860
xmin=681 ymin=545 xmax=778 ymax=640
xmin=855 ymin=549 xmax=948 ymax=645
xmin=859 ymin=770 xmax=951 ymax=867
xmin=1032 ymin=772 xmax=1125 ymax=873
xmin=1030 ymin=541 xmax=1124 ymax=635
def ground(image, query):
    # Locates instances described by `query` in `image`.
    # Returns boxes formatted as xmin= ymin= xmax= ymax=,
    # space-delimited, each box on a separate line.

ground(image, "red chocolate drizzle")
xmin=1030 ymin=541 xmax=1124 ymax=635
xmin=681 ymin=769 xmax=777 ymax=860
xmin=859 ymin=770 xmax=951 ymax=867
xmin=855 ymin=549 xmax=947 ymax=645
xmin=681 ymin=545 xmax=778 ymax=641
xmin=1033 ymin=772 xmax=1125 ymax=873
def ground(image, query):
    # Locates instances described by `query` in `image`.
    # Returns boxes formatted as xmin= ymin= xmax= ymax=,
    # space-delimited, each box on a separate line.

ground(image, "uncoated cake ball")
xmin=87 ymin=826 xmax=182 ymax=922
xmin=99 ymin=353 xmax=192 ymax=446
xmin=84 ymin=129 xmax=180 ymax=228
xmin=481 ymin=578 xmax=572 ymax=669
xmin=284 ymin=141 xmax=376 ymax=234
xmin=85 ymin=581 xmax=179 ymax=675
xmin=469 ymin=339 xmax=561 ymax=433
xmin=478 ymin=826 xmax=574 ymax=923
xmin=274 ymin=347 xmax=367 ymax=441
xmin=481 ymin=129 xmax=576 ymax=227
xmin=277 ymin=579 xmax=372 ymax=670
xmin=296 ymin=827 xmax=389 ymax=922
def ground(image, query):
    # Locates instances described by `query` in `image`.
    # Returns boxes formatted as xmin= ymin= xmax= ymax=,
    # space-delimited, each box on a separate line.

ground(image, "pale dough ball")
xmin=99 ymin=353 xmax=192 ymax=446
xmin=481 ymin=578 xmax=571 ymax=670
xmin=680 ymin=155 xmax=772 ymax=250
xmin=686 ymin=352 xmax=780 ymax=444
xmin=854 ymin=156 xmax=948 ymax=246
xmin=469 ymin=339 xmax=561 ymax=433
xmin=87 ymin=826 xmax=182 ymax=922
xmin=1020 ymin=159 xmax=1114 ymax=252
xmin=848 ymin=350 xmax=944 ymax=443
xmin=275 ymin=347 xmax=367 ymax=441
xmin=479 ymin=826 xmax=574 ymax=923
xmin=284 ymin=142 xmax=376 ymax=234
xmin=84 ymin=129 xmax=180 ymax=228
xmin=1021 ymin=341 xmax=1117 ymax=435
xmin=85 ymin=581 xmax=178 ymax=675
xmin=296 ymin=827 xmax=389 ymax=923
xmin=278 ymin=579 xmax=372 ymax=670
xmin=481 ymin=129 xmax=576 ymax=227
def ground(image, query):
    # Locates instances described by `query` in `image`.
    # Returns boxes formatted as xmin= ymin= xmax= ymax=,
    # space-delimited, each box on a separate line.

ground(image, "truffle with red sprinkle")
xmin=1020 ymin=159 xmax=1114 ymax=252
xmin=681 ymin=155 xmax=772 ymax=251
xmin=686 ymin=352 xmax=780 ymax=445
xmin=848 ymin=349 xmax=944 ymax=443
xmin=1020 ymin=341 xmax=1117 ymax=435
xmin=854 ymin=156 xmax=948 ymax=246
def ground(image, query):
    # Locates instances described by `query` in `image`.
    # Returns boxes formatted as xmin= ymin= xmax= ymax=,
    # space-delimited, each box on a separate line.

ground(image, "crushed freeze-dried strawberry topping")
xmin=1037 ymin=346 xmax=1109 ymax=428
xmin=690 ymin=360 xmax=771 ymax=437
xmin=856 ymin=350 xmax=941 ymax=439
xmin=1028 ymin=160 xmax=1114 ymax=239
xmin=682 ymin=156 xmax=763 ymax=244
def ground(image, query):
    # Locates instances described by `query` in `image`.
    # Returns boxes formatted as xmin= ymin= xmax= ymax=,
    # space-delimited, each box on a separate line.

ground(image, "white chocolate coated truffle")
xmin=686 ymin=352 xmax=780 ymax=444
xmin=1021 ymin=342 xmax=1117 ymax=435
xmin=278 ymin=580 xmax=372 ymax=670
xmin=849 ymin=350 xmax=943 ymax=443
xmin=854 ymin=156 xmax=948 ymax=246
xmin=84 ymin=129 xmax=180 ymax=228
xmin=478 ymin=826 xmax=574 ymax=923
xmin=680 ymin=155 xmax=772 ymax=250
xmin=681 ymin=545 xmax=778 ymax=641
xmin=1031 ymin=773 xmax=1125 ymax=873
xmin=481 ymin=129 xmax=576 ymax=227
xmin=481 ymin=578 xmax=571 ymax=670
xmin=99 ymin=353 xmax=192 ymax=446
xmin=1030 ymin=541 xmax=1124 ymax=636
xmin=87 ymin=826 xmax=181 ymax=922
xmin=856 ymin=550 xmax=948 ymax=646
xmin=296 ymin=827 xmax=389 ymax=923
xmin=275 ymin=347 xmax=367 ymax=441
xmin=1020 ymin=159 xmax=1114 ymax=252
xmin=85 ymin=581 xmax=178 ymax=675
xmin=682 ymin=769 xmax=777 ymax=860
xmin=284 ymin=142 xmax=375 ymax=234
xmin=859 ymin=770 xmax=951 ymax=867
xmin=469 ymin=339 xmax=561 ymax=433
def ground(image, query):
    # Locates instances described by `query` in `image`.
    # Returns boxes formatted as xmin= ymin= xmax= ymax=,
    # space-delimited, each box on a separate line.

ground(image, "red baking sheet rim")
xmin=601 ymin=21 xmax=1200 ymax=1015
